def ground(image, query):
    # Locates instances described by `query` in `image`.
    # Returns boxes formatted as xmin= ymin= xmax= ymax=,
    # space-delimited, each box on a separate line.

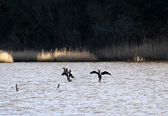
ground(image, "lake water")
xmin=0 ymin=62 xmax=168 ymax=116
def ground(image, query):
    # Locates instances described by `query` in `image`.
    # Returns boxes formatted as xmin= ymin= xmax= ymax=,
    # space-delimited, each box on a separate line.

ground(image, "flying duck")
xmin=62 ymin=68 xmax=75 ymax=82
xmin=90 ymin=69 xmax=111 ymax=82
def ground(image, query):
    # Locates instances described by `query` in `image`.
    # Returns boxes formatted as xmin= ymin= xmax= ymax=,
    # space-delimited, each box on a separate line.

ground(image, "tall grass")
xmin=37 ymin=49 xmax=54 ymax=62
xmin=2 ymin=40 xmax=168 ymax=62
xmin=97 ymin=40 xmax=168 ymax=61
xmin=53 ymin=48 xmax=97 ymax=62
xmin=37 ymin=48 xmax=97 ymax=62
xmin=0 ymin=50 xmax=13 ymax=63
xmin=12 ymin=50 xmax=37 ymax=62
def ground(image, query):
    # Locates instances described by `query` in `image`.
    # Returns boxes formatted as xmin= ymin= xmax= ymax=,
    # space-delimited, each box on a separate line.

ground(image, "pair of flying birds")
xmin=62 ymin=68 xmax=111 ymax=82
xmin=62 ymin=68 xmax=75 ymax=82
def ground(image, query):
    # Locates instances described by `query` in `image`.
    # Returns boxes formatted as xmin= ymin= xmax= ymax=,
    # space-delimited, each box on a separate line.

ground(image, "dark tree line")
xmin=0 ymin=0 xmax=168 ymax=50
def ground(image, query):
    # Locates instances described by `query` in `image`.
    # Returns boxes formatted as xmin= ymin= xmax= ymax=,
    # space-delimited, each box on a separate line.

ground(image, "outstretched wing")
xmin=101 ymin=71 xmax=111 ymax=75
xmin=62 ymin=72 xmax=66 ymax=75
xmin=69 ymin=73 xmax=75 ymax=78
xmin=70 ymin=75 xmax=75 ymax=78
xmin=62 ymin=68 xmax=66 ymax=75
xmin=90 ymin=71 xmax=98 ymax=74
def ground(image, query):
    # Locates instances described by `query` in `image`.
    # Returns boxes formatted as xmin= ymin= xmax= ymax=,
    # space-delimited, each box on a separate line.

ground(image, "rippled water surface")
xmin=0 ymin=62 xmax=168 ymax=116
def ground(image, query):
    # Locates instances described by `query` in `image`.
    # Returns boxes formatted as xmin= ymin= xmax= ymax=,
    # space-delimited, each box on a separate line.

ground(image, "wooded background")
xmin=0 ymin=0 xmax=168 ymax=50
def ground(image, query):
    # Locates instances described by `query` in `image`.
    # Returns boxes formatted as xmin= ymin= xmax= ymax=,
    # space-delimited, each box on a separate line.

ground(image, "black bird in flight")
xmin=90 ymin=69 xmax=111 ymax=82
xmin=62 ymin=68 xmax=75 ymax=82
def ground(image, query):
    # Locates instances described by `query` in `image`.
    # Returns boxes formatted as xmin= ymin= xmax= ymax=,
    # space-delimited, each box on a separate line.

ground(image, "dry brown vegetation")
xmin=0 ymin=50 xmax=13 ymax=63
xmin=37 ymin=48 xmax=97 ymax=62
xmin=8 ymin=48 xmax=97 ymax=62
xmin=12 ymin=50 xmax=37 ymax=62
xmin=1 ymin=40 xmax=168 ymax=62
xmin=97 ymin=40 xmax=168 ymax=61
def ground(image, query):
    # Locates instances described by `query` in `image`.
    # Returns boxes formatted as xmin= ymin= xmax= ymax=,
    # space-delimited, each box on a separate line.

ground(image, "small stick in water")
xmin=57 ymin=84 xmax=60 ymax=88
xmin=16 ymin=84 xmax=19 ymax=92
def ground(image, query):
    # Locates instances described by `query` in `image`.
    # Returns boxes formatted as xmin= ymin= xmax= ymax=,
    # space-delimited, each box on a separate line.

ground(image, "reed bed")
xmin=12 ymin=50 xmax=37 ymax=62
xmin=37 ymin=48 xmax=97 ymax=62
xmin=0 ymin=50 xmax=13 ymax=63
xmin=37 ymin=49 xmax=54 ymax=62
xmin=1 ymin=40 xmax=168 ymax=62
xmin=97 ymin=40 xmax=168 ymax=61
xmin=53 ymin=48 xmax=97 ymax=62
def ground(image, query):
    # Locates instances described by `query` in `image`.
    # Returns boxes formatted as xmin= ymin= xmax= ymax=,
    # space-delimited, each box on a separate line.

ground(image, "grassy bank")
xmin=1 ymin=41 xmax=168 ymax=62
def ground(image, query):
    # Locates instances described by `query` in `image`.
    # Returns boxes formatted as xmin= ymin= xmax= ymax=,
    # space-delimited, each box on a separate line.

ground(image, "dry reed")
xmin=53 ymin=48 xmax=97 ymax=62
xmin=0 ymin=50 xmax=13 ymax=63
xmin=37 ymin=48 xmax=97 ymax=62
xmin=97 ymin=40 xmax=168 ymax=61
xmin=37 ymin=49 xmax=54 ymax=62
xmin=2 ymin=40 xmax=168 ymax=62
xmin=12 ymin=50 xmax=37 ymax=62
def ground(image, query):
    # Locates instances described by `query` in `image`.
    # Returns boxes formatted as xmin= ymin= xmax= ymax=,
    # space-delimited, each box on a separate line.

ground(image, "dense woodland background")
xmin=0 ymin=0 xmax=168 ymax=51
